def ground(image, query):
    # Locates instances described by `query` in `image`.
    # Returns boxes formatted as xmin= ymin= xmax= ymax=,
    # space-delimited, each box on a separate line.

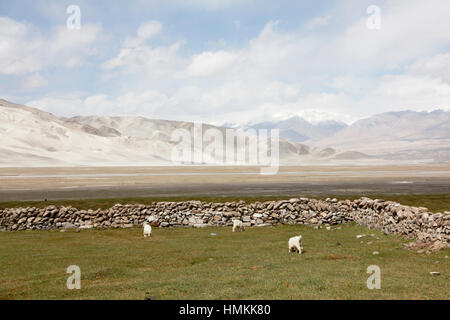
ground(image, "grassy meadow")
xmin=1 ymin=223 xmax=448 ymax=300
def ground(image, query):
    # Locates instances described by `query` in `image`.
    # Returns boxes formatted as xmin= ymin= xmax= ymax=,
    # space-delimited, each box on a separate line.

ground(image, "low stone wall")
xmin=0 ymin=197 xmax=449 ymax=246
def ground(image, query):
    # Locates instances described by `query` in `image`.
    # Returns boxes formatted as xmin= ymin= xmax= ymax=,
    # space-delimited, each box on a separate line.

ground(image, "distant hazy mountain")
xmin=2 ymin=99 xmax=447 ymax=166
xmin=310 ymin=110 xmax=450 ymax=161
xmin=0 ymin=99 xmax=344 ymax=166
xmin=244 ymin=116 xmax=348 ymax=142
xmin=0 ymin=99 xmax=170 ymax=166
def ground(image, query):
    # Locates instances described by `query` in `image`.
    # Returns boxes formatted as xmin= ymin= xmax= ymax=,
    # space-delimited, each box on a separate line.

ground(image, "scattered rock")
xmin=255 ymin=223 xmax=271 ymax=227
xmin=62 ymin=222 xmax=76 ymax=229
xmin=404 ymin=240 xmax=449 ymax=252
xmin=429 ymin=240 xmax=449 ymax=251
xmin=193 ymin=223 xmax=208 ymax=228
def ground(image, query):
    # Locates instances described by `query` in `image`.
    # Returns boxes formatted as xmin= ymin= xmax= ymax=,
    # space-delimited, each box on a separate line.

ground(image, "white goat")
xmin=143 ymin=221 xmax=152 ymax=238
xmin=232 ymin=219 xmax=245 ymax=232
xmin=288 ymin=235 xmax=303 ymax=254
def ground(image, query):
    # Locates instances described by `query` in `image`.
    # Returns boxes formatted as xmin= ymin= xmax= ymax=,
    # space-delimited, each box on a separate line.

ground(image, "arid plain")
xmin=1 ymin=164 xmax=449 ymax=201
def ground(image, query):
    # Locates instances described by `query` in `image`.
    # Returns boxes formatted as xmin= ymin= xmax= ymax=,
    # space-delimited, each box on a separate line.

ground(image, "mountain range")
xmin=308 ymin=110 xmax=450 ymax=161
xmin=0 ymin=99 xmax=339 ymax=166
xmin=0 ymin=98 xmax=449 ymax=166
xmin=243 ymin=116 xmax=347 ymax=142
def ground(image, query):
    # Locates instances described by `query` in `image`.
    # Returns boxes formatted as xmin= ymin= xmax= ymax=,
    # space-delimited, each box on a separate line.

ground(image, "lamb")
xmin=232 ymin=219 xmax=245 ymax=232
xmin=143 ymin=221 xmax=152 ymax=238
xmin=288 ymin=235 xmax=303 ymax=254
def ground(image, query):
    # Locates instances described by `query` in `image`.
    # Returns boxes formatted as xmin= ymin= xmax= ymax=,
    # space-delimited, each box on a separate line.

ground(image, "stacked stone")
xmin=349 ymin=197 xmax=450 ymax=244
xmin=0 ymin=197 xmax=448 ymax=245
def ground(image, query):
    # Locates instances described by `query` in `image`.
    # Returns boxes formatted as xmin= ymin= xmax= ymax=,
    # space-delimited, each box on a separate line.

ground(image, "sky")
xmin=1 ymin=0 xmax=450 ymax=125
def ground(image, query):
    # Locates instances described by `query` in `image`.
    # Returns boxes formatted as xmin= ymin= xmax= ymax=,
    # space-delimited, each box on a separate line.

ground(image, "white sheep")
xmin=143 ymin=221 xmax=152 ymax=238
xmin=288 ymin=235 xmax=303 ymax=254
xmin=232 ymin=219 xmax=245 ymax=232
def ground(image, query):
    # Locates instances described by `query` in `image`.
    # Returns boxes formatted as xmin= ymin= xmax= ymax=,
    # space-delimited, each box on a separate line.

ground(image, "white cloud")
xmin=16 ymin=1 xmax=450 ymax=126
xmin=28 ymin=67 xmax=450 ymax=127
xmin=335 ymin=0 xmax=450 ymax=69
xmin=20 ymin=73 xmax=48 ymax=90
xmin=27 ymin=94 xmax=87 ymax=117
xmin=103 ymin=41 xmax=185 ymax=80
xmin=260 ymin=81 xmax=300 ymax=103
xmin=178 ymin=1 xmax=450 ymax=79
xmin=306 ymin=16 xmax=331 ymax=29
xmin=407 ymin=53 xmax=450 ymax=84
xmin=123 ymin=21 xmax=162 ymax=48
xmin=28 ymin=80 xmax=350 ymax=125
xmin=0 ymin=17 xmax=101 ymax=76
xmin=244 ymin=21 xmax=302 ymax=76
xmin=171 ymin=0 xmax=249 ymax=9
xmin=183 ymin=20 xmax=308 ymax=80
xmin=48 ymin=24 xmax=102 ymax=67
xmin=185 ymin=50 xmax=239 ymax=77
xmin=103 ymin=21 xmax=185 ymax=81
xmin=373 ymin=74 xmax=450 ymax=113
xmin=0 ymin=17 xmax=42 ymax=75
xmin=295 ymin=109 xmax=356 ymax=125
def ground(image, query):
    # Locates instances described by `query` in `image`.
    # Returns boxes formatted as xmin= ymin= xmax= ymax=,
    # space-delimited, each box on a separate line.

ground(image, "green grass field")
xmin=1 ymin=223 xmax=448 ymax=300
